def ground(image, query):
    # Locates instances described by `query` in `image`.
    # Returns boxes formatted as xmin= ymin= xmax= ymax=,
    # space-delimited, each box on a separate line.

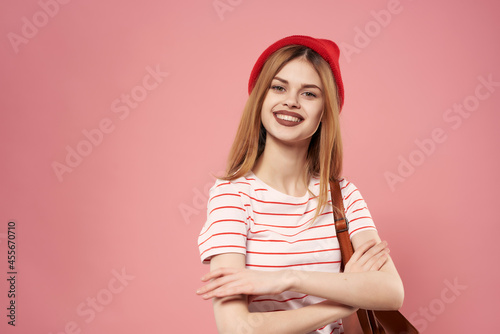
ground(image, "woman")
xmin=197 ymin=35 xmax=404 ymax=334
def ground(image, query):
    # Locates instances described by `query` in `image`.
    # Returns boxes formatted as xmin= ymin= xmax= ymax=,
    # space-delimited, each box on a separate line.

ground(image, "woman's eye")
xmin=303 ymin=92 xmax=317 ymax=98
xmin=271 ymin=85 xmax=285 ymax=92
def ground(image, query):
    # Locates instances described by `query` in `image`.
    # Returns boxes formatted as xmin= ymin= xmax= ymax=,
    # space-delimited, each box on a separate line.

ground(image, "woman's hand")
xmin=196 ymin=268 xmax=295 ymax=300
xmin=344 ymin=239 xmax=390 ymax=273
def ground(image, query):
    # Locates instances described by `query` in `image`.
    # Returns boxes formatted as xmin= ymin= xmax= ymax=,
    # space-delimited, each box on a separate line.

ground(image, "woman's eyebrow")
xmin=273 ymin=76 xmax=322 ymax=92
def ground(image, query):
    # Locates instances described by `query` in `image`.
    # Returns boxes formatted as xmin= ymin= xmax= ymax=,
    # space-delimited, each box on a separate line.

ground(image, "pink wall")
xmin=1 ymin=0 xmax=499 ymax=333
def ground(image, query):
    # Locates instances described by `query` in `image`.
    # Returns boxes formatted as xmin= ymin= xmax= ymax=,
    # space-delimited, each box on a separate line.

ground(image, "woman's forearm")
xmin=282 ymin=230 xmax=404 ymax=310
xmin=209 ymin=254 xmax=356 ymax=334
xmin=287 ymin=269 xmax=404 ymax=310
xmin=216 ymin=298 xmax=356 ymax=334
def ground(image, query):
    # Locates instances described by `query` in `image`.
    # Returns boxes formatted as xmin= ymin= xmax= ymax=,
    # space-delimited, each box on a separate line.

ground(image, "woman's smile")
xmin=273 ymin=110 xmax=304 ymax=126
xmin=261 ymin=57 xmax=324 ymax=144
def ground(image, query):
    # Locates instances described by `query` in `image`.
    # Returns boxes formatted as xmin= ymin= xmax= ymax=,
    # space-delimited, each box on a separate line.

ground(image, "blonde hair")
xmin=219 ymin=45 xmax=344 ymax=223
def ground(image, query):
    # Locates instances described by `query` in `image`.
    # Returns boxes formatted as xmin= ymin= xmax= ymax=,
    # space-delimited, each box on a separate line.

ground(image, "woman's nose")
xmin=283 ymin=92 xmax=300 ymax=108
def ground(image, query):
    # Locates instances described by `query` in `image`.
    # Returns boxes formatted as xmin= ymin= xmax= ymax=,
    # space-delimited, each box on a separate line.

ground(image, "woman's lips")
xmin=273 ymin=111 xmax=304 ymax=127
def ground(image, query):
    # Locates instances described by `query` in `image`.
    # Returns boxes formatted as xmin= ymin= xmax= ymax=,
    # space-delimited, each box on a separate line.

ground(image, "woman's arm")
xmin=199 ymin=230 xmax=404 ymax=311
xmin=288 ymin=230 xmax=404 ymax=310
xmin=206 ymin=253 xmax=358 ymax=334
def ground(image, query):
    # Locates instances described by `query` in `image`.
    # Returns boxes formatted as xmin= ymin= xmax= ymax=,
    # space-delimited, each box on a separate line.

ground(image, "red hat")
xmin=248 ymin=35 xmax=345 ymax=110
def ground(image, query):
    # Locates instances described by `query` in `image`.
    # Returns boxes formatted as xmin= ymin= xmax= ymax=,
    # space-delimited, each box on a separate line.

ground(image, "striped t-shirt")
xmin=198 ymin=171 xmax=377 ymax=334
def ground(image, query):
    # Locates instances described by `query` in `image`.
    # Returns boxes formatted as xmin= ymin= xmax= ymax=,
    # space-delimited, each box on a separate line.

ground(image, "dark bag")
xmin=329 ymin=180 xmax=419 ymax=334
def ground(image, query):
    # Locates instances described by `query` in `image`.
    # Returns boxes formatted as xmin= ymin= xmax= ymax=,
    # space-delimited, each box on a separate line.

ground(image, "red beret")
xmin=248 ymin=35 xmax=345 ymax=110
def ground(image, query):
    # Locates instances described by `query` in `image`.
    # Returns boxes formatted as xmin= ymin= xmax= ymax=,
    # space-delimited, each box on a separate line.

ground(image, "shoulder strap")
xmin=330 ymin=180 xmax=385 ymax=333
xmin=329 ymin=180 xmax=355 ymax=268
xmin=330 ymin=180 xmax=419 ymax=333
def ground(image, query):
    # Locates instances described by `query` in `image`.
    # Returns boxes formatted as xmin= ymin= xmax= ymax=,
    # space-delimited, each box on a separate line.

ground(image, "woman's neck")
xmin=252 ymin=136 xmax=310 ymax=197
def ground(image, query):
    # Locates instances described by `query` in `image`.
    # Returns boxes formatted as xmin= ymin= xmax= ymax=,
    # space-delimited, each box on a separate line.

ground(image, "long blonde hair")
xmin=219 ymin=45 xmax=344 ymax=223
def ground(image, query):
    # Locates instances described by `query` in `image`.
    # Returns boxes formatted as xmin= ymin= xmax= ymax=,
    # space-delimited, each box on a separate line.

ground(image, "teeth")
xmin=276 ymin=114 xmax=301 ymax=122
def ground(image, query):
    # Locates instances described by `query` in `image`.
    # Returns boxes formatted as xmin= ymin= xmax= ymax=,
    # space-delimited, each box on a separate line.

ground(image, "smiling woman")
xmin=196 ymin=35 xmax=404 ymax=334
xmin=261 ymin=58 xmax=324 ymax=145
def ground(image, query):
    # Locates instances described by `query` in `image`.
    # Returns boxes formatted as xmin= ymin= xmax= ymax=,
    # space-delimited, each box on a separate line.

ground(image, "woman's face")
xmin=261 ymin=57 xmax=324 ymax=147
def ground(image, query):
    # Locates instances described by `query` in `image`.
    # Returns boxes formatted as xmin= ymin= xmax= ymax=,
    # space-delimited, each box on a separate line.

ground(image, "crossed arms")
xmin=196 ymin=230 xmax=404 ymax=334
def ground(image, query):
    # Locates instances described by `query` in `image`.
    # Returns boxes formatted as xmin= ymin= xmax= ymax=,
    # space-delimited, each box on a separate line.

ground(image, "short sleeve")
xmin=198 ymin=180 xmax=249 ymax=264
xmin=340 ymin=179 xmax=377 ymax=238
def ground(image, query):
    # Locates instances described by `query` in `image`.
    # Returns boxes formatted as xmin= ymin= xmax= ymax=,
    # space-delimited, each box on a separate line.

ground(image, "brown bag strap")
xmin=330 ymin=179 xmax=383 ymax=334
xmin=329 ymin=179 xmax=419 ymax=334
xmin=329 ymin=179 xmax=354 ymax=266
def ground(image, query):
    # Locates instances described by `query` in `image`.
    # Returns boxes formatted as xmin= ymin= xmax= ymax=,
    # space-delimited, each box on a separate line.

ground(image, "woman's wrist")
xmin=281 ymin=269 xmax=307 ymax=292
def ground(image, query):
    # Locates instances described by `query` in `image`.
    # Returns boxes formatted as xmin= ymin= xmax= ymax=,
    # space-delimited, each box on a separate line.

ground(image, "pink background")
xmin=1 ymin=0 xmax=499 ymax=333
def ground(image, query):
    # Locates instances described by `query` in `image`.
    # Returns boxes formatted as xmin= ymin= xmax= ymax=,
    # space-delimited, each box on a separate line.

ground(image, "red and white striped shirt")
xmin=198 ymin=171 xmax=376 ymax=334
